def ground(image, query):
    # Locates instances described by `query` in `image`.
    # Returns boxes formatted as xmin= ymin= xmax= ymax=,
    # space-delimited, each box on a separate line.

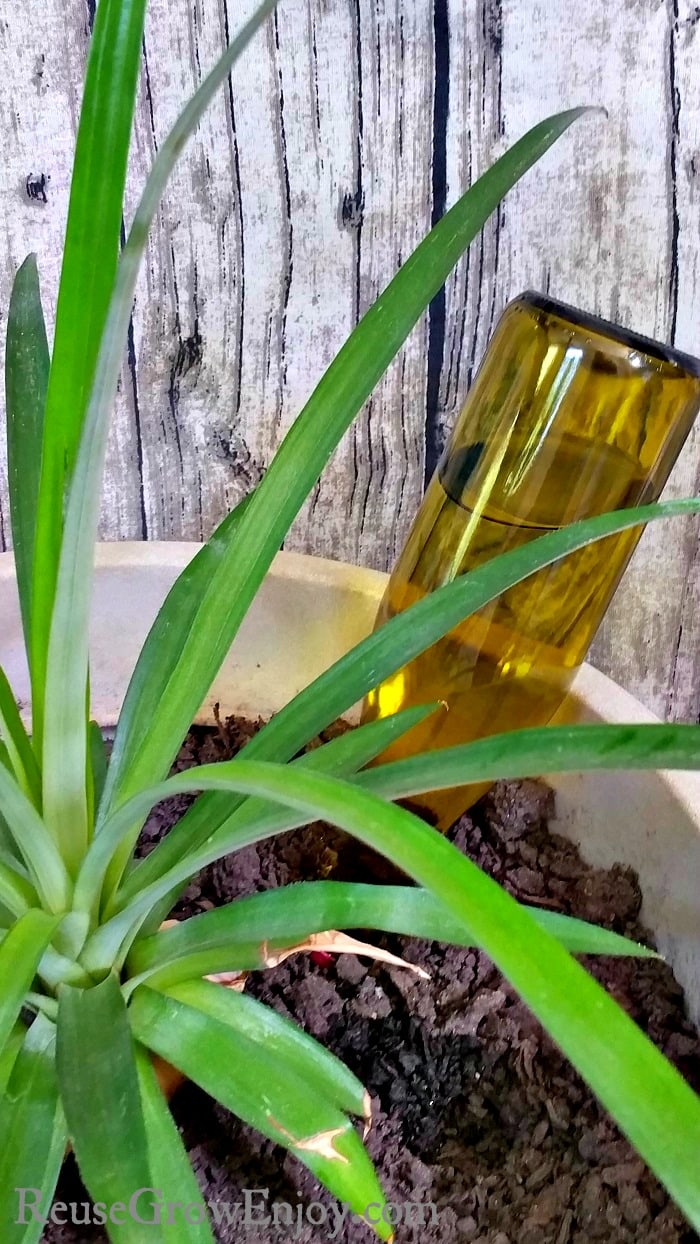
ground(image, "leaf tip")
xmin=363 ymin=1090 xmax=373 ymax=1139
xmin=573 ymin=103 xmax=609 ymax=124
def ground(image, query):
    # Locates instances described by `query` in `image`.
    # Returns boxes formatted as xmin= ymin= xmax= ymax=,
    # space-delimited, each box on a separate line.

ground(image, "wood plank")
xmin=440 ymin=0 xmax=699 ymax=721
xmin=286 ymin=0 xmax=433 ymax=570
xmin=0 ymin=0 xmax=85 ymax=545
xmin=436 ymin=0 xmax=507 ymax=477
xmin=659 ymin=0 xmax=700 ymax=722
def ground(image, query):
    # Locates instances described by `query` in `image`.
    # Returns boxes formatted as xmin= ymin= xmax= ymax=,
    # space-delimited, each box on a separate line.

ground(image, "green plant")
xmin=1 ymin=0 xmax=699 ymax=1238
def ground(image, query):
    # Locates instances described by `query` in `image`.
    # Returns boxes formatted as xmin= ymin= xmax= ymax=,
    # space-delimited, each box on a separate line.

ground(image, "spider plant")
xmin=1 ymin=0 xmax=700 ymax=1239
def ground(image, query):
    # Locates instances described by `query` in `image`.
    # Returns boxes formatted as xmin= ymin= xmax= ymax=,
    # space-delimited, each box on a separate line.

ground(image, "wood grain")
xmin=0 ymin=0 xmax=698 ymax=720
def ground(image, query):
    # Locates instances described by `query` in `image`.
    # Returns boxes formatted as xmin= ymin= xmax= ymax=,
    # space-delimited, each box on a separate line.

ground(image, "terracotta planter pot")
xmin=1 ymin=542 xmax=699 ymax=1028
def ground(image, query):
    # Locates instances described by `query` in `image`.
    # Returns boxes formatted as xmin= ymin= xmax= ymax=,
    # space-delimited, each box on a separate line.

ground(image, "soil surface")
xmin=46 ymin=716 xmax=700 ymax=1244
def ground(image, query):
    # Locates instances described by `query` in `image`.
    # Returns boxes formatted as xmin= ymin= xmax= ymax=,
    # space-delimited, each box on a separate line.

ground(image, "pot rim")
xmin=4 ymin=538 xmax=692 ymax=806
xmin=0 ymin=540 xmax=697 ymax=794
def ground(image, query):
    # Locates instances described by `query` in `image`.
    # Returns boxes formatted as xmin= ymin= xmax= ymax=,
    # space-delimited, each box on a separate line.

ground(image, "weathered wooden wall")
xmin=0 ymin=0 xmax=698 ymax=720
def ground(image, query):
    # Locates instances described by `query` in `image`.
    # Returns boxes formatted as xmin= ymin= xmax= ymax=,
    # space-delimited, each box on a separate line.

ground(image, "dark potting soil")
xmin=46 ymin=715 xmax=700 ymax=1244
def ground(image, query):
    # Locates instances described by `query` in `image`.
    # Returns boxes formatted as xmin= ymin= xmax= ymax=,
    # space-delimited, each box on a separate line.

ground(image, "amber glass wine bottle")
xmin=363 ymin=291 xmax=700 ymax=827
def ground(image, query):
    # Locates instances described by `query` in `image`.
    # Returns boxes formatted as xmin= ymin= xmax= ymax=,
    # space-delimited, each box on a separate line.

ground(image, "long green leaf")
xmin=135 ymin=1048 xmax=215 ymax=1244
xmin=0 ymin=1020 xmax=25 ymax=1096
xmin=0 ymin=1016 xmax=66 ymax=1244
xmin=111 ymin=702 xmax=438 ymax=916
xmin=0 ymin=763 xmax=70 ymax=912
xmin=129 ymin=984 xmax=391 ymax=1239
xmin=0 ymin=738 xmax=11 ymax=782
xmin=357 ymin=720 xmax=700 ymax=795
xmin=89 ymin=762 xmax=700 ymax=1227
xmin=102 ymin=108 xmax=593 ymax=817
xmin=40 ymin=0 xmax=276 ymax=877
xmin=104 ymin=708 xmax=700 ymax=949
xmin=124 ymin=881 xmax=655 ymax=996
xmin=84 ymin=719 xmax=699 ymax=971
xmin=0 ymin=741 xmax=31 ymax=878
xmin=132 ymin=702 xmax=438 ymax=938
xmin=56 ymin=974 xmax=161 ymax=1244
xmin=118 ymin=495 xmax=700 ymax=911
xmin=0 ymin=859 xmax=38 ymax=920
xmin=5 ymin=254 xmax=49 ymax=652
xmin=0 ymin=666 xmax=41 ymax=806
xmin=0 ymin=911 xmax=60 ymax=1054
xmin=84 ymin=716 xmax=692 ymax=970
xmin=105 ymin=488 xmax=254 ymax=811
xmin=162 ymin=977 xmax=370 ymax=1119
xmin=88 ymin=719 xmax=109 ymax=825
xmin=30 ymin=0 xmax=149 ymax=745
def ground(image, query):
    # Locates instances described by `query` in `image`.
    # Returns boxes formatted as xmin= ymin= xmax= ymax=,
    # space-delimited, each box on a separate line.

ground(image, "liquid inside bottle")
xmin=363 ymin=292 xmax=700 ymax=828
